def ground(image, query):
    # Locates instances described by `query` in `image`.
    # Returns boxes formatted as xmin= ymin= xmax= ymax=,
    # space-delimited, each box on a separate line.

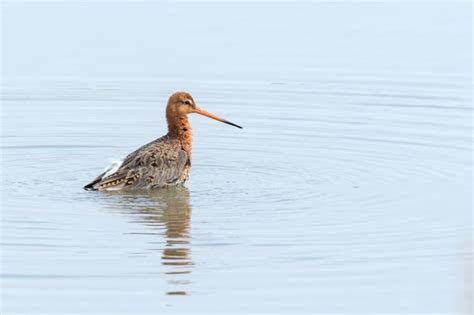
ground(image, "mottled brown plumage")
xmin=84 ymin=91 xmax=242 ymax=191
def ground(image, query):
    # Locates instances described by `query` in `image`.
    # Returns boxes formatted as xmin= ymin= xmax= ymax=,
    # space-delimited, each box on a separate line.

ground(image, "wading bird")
xmin=84 ymin=92 xmax=242 ymax=191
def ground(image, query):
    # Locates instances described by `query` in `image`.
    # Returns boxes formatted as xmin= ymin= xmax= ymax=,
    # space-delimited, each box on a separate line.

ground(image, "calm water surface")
xmin=1 ymin=2 xmax=472 ymax=314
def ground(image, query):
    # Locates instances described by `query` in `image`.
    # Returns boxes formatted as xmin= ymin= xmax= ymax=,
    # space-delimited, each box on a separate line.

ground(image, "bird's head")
xmin=167 ymin=91 xmax=242 ymax=129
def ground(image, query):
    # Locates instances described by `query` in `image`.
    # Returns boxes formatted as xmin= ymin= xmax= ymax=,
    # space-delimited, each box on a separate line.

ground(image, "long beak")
xmin=193 ymin=107 xmax=243 ymax=129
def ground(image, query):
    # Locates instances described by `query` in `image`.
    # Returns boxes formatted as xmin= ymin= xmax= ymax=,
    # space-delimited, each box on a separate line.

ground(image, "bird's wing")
xmin=84 ymin=137 xmax=189 ymax=191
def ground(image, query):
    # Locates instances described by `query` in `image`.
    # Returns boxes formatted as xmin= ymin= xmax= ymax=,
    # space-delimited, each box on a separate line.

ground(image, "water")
xmin=1 ymin=2 xmax=472 ymax=314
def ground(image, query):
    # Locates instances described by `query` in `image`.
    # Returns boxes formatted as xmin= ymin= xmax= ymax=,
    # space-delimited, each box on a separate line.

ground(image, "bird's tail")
xmin=84 ymin=159 xmax=124 ymax=191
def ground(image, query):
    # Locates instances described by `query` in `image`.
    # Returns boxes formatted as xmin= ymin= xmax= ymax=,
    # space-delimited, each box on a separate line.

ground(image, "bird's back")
xmin=84 ymin=135 xmax=190 ymax=191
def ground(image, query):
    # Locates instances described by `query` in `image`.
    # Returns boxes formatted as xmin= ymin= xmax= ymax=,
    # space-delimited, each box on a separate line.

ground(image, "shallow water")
xmin=1 ymin=2 xmax=472 ymax=314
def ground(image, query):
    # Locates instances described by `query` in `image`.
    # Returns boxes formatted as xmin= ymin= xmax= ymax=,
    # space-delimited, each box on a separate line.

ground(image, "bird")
xmin=84 ymin=91 xmax=242 ymax=191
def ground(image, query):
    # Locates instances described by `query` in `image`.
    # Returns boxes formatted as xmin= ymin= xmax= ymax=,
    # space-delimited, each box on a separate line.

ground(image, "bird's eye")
xmin=184 ymin=100 xmax=192 ymax=105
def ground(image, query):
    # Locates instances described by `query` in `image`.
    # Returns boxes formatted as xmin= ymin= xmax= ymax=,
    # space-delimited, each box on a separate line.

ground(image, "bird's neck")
xmin=167 ymin=113 xmax=193 ymax=157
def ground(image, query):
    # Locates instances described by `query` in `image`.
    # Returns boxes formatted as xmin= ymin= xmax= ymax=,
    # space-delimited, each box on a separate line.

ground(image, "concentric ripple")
xmin=2 ymin=70 xmax=471 ymax=312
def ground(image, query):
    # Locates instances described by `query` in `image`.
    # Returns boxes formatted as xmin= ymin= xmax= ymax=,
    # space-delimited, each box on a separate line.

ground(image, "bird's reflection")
xmin=101 ymin=187 xmax=192 ymax=295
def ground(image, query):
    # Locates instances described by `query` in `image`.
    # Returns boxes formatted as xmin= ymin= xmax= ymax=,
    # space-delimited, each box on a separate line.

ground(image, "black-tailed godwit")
xmin=84 ymin=92 xmax=242 ymax=191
